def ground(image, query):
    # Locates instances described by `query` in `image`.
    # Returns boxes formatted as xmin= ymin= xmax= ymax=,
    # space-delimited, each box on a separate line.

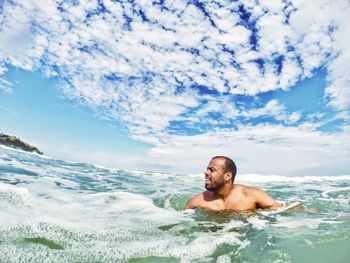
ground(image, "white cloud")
xmin=325 ymin=5 xmax=350 ymax=110
xmin=0 ymin=0 xmax=349 ymax=174
xmin=0 ymin=105 xmax=19 ymax=116
xmin=259 ymin=0 xmax=285 ymax=14
xmin=0 ymin=0 xmax=345 ymax=97
xmin=257 ymin=14 xmax=290 ymax=56
xmin=40 ymin=142 xmax=162 ymax=172
xmin=147 ymin=124 xmax=350 ymax=176
xmin=0 ymin=77 xmax=12 ymax=93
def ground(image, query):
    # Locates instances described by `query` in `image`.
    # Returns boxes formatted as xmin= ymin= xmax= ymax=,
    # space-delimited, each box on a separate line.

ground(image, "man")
xmin=185 ymin=156 xmax=282 ymax=211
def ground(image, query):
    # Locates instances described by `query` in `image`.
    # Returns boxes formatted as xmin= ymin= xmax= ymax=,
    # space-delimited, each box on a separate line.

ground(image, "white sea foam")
xmin=0 ymin=182 xmax=37 ymax=207
xmin=0 ymin=151 xmax=8 ymax=158
xmin=1 ymin=147 xmax=350 ymax=262
xmin=6 ymin=145 xmax=349 ymax=184
xmin=274 ymin=216 xmax=325 ymax=229
xmin=168 ymin=231 xmax=248 ymax=261
xmin=217 ymin=255 xmax=233 ymax=263
xmin=84 ymin=191 xmax=187 ymax=223
xmin=222 ymin=219 xmax=247 ymax=231
xmin=184 ymin=173 xmax=350 ymax=185
xmin=246 ymin=216 xmax=269 ymax=230
xmin=259 ymin=202 xmax=301 ymax=216
xmin=0 ymin=144 xmax=48 ymax=158
xmin=236 ymin=173 xmax=350 ymax=183
xmin=321 ymin=187 xmax=350 ymax=197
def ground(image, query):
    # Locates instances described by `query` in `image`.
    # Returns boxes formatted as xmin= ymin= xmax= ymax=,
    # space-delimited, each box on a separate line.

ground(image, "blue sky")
xmin=0 ymin=0 xmax=349 ymax=175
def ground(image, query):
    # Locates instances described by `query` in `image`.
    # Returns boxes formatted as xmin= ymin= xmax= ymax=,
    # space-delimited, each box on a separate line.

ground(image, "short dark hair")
xmin=212 ymin=156 xmax=237 ymax=182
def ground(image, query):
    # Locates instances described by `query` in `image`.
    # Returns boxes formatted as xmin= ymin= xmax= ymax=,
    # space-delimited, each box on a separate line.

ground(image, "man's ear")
xmin=224 ymin=172 xmax=232 ymax=182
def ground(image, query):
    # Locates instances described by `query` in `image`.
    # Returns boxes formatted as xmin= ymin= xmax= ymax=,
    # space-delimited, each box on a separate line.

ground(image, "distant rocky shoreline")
xmin=0 ymin=133 xmax=43 ymax=155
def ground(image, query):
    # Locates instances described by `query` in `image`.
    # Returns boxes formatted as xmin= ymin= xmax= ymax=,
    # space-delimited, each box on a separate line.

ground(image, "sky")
xmin=0 ymin=0 xmax=349 ymax=176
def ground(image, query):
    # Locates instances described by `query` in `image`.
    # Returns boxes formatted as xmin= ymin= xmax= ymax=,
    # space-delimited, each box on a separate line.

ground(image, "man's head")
xmin=204 ymin=156 xmax=237 ymax=191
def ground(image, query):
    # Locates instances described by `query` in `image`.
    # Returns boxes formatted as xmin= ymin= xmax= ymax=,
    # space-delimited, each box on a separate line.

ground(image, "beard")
xmin=205 ymin=178 xmax=225 ymax=191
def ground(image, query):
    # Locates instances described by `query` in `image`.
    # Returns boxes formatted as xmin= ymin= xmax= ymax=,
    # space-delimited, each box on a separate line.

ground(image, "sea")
xmin=0 ymin=146 xmax=350 ymax=263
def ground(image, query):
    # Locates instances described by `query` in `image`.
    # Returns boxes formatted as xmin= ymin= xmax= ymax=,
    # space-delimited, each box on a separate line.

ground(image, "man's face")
xmin=204 ymin=158 xmax=226 ymax=191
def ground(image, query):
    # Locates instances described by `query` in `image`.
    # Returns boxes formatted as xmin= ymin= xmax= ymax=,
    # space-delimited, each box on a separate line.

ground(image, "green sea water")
xmin=0 ymin=146 xmax=350 ymax=262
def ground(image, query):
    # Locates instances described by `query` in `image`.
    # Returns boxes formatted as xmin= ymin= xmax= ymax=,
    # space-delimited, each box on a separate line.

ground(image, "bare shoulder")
xmin=185 ymin=192 xmax=205 ymax=209
xmin=234 ymin=184 xmax=268 ymax=195
xmin=233 ymin=184 xmax=253 ymax=195
xmin=248 ymin=186 xmax=282 ymax=209
xmin=248 ymin=187 xmax=272 ymax=197
xmin=232 ymin=184 xmax=281 ymax=209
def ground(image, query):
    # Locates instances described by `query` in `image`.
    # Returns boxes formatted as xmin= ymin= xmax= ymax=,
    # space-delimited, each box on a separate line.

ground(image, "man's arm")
xmin=185 ymin=198 xmax=195 ymax=209
xmin=185 ymin=193 xmax=202 ymax=209
xmin=252 ymin=188 xmax=282 ymax=209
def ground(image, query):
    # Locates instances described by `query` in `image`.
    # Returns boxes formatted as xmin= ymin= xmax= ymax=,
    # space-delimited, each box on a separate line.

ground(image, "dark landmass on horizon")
xmin=0 ymin=133 xmax=43 ymax=155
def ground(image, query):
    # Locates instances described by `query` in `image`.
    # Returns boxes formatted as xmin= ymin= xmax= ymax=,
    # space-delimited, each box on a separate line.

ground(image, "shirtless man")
xmin=185 ymin=156 xmax=282 ymax=212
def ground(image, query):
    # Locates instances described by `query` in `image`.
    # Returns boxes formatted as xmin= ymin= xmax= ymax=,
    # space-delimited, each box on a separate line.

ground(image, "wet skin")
xmin=186 ymin=158 xmax=282 ymax=212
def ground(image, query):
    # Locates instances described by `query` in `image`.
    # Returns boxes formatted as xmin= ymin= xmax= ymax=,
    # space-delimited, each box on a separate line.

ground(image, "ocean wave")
xmin=321 ymin=187 xmax=350 ymax=198
xmin=0 ymin=182 xmax=37 ymax=207
xmin=1 ymin=146 xmax=350 ymax=262
xmin=235 ymin=173 xmax=350 ymax=183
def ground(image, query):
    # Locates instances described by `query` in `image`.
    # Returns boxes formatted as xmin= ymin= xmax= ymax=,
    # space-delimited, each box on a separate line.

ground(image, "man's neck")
xmin=214 ymin=183 xmax=234 ymax=200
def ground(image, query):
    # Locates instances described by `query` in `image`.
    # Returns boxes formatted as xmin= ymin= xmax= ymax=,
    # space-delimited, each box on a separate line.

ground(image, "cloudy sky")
xmin=0 ymin=0 xmax=349 ymax=176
